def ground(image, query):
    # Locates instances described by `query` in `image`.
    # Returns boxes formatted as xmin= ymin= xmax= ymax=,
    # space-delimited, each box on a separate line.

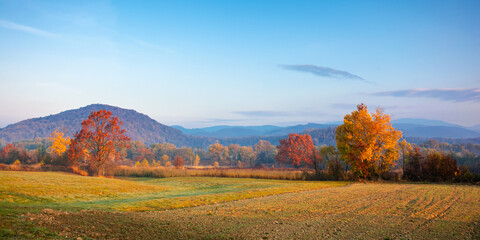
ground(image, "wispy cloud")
xmin=0 ymin=19 xmax=59 ymax=38
xmin=134 ymin=39 xmax=174 ymax=54
xmin=373 ymin=88 xmax=480 ymax=102
xmin=280 ymin=64 xmax=370 ymax=83
xmin=234 ymin=111 xmax=291 ymax=117
xmin=331 ymin=103 xmax=357 ymax=109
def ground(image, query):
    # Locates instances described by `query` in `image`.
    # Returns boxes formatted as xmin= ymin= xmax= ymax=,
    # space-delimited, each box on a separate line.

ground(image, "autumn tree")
xmin=403 ymin=146 xmax=423 ymax=181
xmin=193 ymin=154 xmax=200 ymax=166
xmin=398 ymin=139 xmax=413 ymax=173
xmin=208 ymin=142 xmax=228 ymax=166
xmin=67 ymin=110 xmax=130 ymax=176
xmin=335 ymin=103 xmax=402 ymax=180
xmin=275 ymin=133 xmax=320 ymax=173
xmin=254 ymin=140 xmax=276 ymax=166
xmin=319 ymin=145 xmax=343 ymax=180
xmin=0 ymin=143 xmax=30 ymax=165
xmin=227 ymin=144 xmax=240 ymax=164
xmin=173 ymin=155 xmax=184 ymax=168
xmin=141 ymin=158 xmax=149 ymax=167
xmin=0 ymin=143 xmax=16 ymax=164
xmin=48 ymin=130 xmax=71 ymax=165
xmin=160 ymin=154 xmax=170 ymax=166
xmin=239 ymin=146 xmax=257 ymax=167
xmin=49 ymin=130 xmax=71 ymax=156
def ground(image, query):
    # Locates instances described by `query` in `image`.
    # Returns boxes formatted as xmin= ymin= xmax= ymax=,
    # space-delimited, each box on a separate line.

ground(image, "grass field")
xmin=1 ymin=171 xmax=479 ymax=239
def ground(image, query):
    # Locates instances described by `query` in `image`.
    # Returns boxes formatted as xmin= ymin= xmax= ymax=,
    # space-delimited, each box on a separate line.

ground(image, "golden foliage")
xmin=336 ymin=103 xmax=402 ymax=179
xmin=49 ymin=130 xmax=71 ymax=156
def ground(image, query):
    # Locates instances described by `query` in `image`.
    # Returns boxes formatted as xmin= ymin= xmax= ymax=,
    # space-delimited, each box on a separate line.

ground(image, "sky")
xmin=0 ymin=0 xmax=479 ymax=128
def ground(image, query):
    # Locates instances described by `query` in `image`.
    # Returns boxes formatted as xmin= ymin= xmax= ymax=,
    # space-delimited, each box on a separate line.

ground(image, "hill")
xmin=1 ymin=105 xmax=479 ymax=147
xmin=0 ymin=104 xmax=211 ymax=146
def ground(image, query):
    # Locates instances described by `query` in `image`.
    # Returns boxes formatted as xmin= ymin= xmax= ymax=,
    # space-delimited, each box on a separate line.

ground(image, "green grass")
xmin=1 ymin=171 xmax=479 ymax=239
xmin=0 ymin=171 xmax=347 ymax=211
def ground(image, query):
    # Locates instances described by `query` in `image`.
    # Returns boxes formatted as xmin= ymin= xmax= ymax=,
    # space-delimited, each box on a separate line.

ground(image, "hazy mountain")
xmin=394 ymin=124 xmax=480 ymax=139
xmin=174 ymin=123 xmax=337 ymax=138
xmin=175 ymin=118 xmax=480 ymax=139
xmin=391 ymin=118 xmax=462 ymax=128
xmin=469 ymin=124 xmax=480 ymax=133
xmin=1 ymin=105 xmax=478 ymax=148
xmin=0 ymin=104 xmax=206 ymax=146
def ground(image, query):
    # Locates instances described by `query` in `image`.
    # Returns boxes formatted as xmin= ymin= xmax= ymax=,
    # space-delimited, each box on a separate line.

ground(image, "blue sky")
xmin=0 ymin=0 xmax=479 ymax=128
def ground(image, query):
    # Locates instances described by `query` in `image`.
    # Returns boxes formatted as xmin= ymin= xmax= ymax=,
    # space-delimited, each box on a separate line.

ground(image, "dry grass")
xmin=1 ymin=171 xmax=479 ymax=239
xmin=0 ymin=171 xmax=345 ymax=211
xmin=22 ymin=183 xmax=480 ymax=239
xmin=115 ymin=165 xmax=309 ymax=180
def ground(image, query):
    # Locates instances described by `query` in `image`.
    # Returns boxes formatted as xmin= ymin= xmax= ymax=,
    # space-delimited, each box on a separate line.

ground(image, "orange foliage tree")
xmin=67 ymin=110 xmax=130 ymax=176
xmin=173 ymin=155 xmax=184 ymax=168
xmin=335 ymin=103 xmax=402 ymax=180
xmin=208 ymin=142 xmax=228 ymax=166
xmin=275 ymin=133 xmax=319 ymax=172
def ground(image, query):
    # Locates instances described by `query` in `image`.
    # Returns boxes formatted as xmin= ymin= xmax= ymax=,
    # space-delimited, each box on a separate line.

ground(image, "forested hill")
xmin=2 ymin=104 xmax=478 ymax=148
xmin=0 ymin=104 xmax=213 ymax=146
xmin=0 ymin=104 xmax=336 ymax=148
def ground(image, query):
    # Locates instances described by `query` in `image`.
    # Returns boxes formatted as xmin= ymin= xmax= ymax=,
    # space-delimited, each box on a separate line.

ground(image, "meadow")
xmin=1 ymin=171 xmax=479 ymax=239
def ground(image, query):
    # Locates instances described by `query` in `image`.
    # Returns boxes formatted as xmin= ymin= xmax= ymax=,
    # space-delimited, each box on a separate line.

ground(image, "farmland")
xmin=1 ymin=171 xmax=480 ymax=239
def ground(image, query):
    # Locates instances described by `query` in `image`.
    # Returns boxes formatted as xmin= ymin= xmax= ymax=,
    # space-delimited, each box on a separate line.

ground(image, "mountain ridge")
xmin=1 ymin=105 xmax=479 ymax=147
xmin=0 ymin=104 xmax=192 ymax=145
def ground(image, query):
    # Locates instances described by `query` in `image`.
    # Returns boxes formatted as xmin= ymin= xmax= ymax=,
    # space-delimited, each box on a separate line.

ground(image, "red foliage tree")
xmin=1 ymin=143 xmax=15 ymax=159
xmin=275 ymin=133 xmax=319 ymax=172
xmin=67 ymin=110 xmax=130 ymax=176
xmin=173 ymin=155 xmax=184 ymax=168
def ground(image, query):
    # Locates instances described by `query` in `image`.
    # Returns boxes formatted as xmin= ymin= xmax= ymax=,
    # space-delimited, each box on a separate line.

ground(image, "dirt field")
xmin=1 ymin=171 xmax=479 ymax=239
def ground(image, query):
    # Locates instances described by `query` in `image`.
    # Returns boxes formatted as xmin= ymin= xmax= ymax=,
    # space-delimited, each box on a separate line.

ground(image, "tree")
xmin=319 ymin=145 xmax=344 ymax=180
xmin=49 ymin=130 xmax=71 ymax=156
xmin=141 ymin=158 xmax=149 ymax=167
xmin=398 ymin=139 xmax=412 ymax=174
xmin=208 ymin=142 xmax=228 ymax=166
xmin=254 ymin=140 xmax=276 ymax=166
xmin=160 ymin=154 xmax=170 ymax=166
xmin=275 ymin=133 xmax=319 ymax=172
xmin=335 ymin=103 xmax=402 ymax=180
xmin=67 ymin=110 xmax=130 ymax=176
xmin=403 ymin=146 xmax=423 ymax=181
xmin=49 ymin=130 xmax=71 ymax=166
xmin=0 ymin=143 xmax=16 ymax=164
xmin=173 ymin=155 xmax=184 ymax=168
xmin=239 ymin=146 xmax=257 ymax=167
xmin=193 ymin=154 xmax=200 ymax=166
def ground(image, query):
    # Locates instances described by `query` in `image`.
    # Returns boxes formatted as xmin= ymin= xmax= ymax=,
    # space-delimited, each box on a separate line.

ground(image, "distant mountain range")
xmin=172 ymin=123 xmax=337 ymax=138
xmin=0 ymin=104 xmax=479 ymax=148
xmin=173 ymin=118 xmax=480 ymax=139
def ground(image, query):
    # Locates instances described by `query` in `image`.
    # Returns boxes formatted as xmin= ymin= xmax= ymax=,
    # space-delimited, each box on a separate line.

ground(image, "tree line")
xmin=1 ymin=105 xmax=479 ymax=181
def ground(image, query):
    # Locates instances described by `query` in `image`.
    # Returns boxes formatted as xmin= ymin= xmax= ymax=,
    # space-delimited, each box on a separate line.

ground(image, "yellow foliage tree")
xmin=49 ymin=130 xmax=71 ymax=156
xmin=335 ymin=103 xmax=402 ymax=180
xmin=141 ymin=159 xmax=149 ymax=167
xmin=165 ymin=161 xmax=172 ymax=167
